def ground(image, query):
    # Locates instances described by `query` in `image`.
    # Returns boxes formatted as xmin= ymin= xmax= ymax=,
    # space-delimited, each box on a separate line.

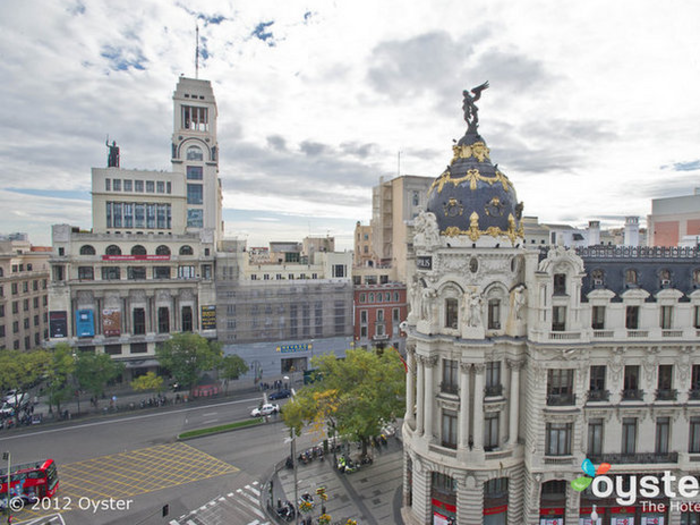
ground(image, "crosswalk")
xmin=170 ymin=481 xmax=270 ymax=525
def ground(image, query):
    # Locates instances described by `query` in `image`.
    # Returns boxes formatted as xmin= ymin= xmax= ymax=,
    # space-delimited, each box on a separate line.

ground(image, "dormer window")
xmin=659 ymin=269 xmax=671 ymax=288
xmin=625 ymin=269 xmax=638 ymax=287
xmin=591 ymin=269 xmax=604 ymax=288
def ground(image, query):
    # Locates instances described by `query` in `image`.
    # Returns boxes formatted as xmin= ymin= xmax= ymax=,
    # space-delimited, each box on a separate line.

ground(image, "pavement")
xmin=266 ymin=431 xmax=405 ymax=525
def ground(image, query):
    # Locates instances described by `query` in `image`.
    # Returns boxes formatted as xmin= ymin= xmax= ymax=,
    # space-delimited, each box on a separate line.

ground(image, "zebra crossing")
xmin=169 ymin=481 xmax=270 ymax=525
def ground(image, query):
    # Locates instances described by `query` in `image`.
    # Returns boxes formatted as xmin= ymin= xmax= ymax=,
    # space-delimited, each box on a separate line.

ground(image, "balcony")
xmin=588 ymin=452 xmax=678 ymax=465
xmin=548 ymin=331 xmax=581 ymax=340
xmin=689 ymin=389 xmax=700 ymax=401
xmin=655 ymin=389 xmax=678 ymax=401
xmin=621 ymin=389 xmax=644 ymax=401
xmin=439 ymin=382 xmax=459 ymax=396
xmin=546 ymin=393 xmax=576 ymax=406
xmin=586 ymin=389 xmax=611 ymax=402
xmin=484 ymin=384 xmax=503 ymax=398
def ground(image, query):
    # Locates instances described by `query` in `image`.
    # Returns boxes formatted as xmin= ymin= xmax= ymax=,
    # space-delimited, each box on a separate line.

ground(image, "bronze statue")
xmin=106 ymin=139 xmax=120 ymax=168
xmin=462 ymin=81 xmax=489 ymax=132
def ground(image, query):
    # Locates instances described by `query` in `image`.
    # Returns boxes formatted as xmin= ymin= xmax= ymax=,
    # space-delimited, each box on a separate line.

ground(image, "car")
xmin=4 ymin=392 xmax=28 ymax=408
xmin=251 ymin=403 xmax=279 ymax=417
xmin=269 ymin=389 xmax=292 ymax=400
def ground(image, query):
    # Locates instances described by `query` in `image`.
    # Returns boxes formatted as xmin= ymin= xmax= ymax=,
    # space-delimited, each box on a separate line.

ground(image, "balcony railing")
xmin=587 ymin=389 xmax=611 ymax=402
xmin=621 ymin=389 xmax=644 ymax=401
xmin=484 ymin=384 xmax=503 ymax=398
xmin=546 ymin=393 xmax=576 ymax=406
xmin=588 ymin=452 xmax=678 ymax=465
xmin=690 ymin=389 xmax=700 ymax=401
xmin=655 ymin=389 xmax=678 ymax=401
xmin=440 ymin=382 xmax=459 ymax=396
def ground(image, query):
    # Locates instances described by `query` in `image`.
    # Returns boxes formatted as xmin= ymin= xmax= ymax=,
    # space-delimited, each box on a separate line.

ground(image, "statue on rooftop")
xmin=462 ymin=81 xmax=489 ymax=133
xmin=106 ymin=139 xmax=120 ymax=168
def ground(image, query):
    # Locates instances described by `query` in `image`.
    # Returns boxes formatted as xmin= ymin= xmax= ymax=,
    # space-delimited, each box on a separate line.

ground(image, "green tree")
xmin=217 ymin=354 xmax=249 ymax=393
xmin=131 ymin=371 xmax=164 ymax=393
xmin=282 ymin=348 xmax=405 ymax=458
xmin=156 ymin=332 xmax=221 ymax=392
xmin=75 ymin=352 xmax=124 ymax=408
xmin=45 ymin=343 xmax=76 ymax=414
xmin=0 ymin=348 xmax=50 ymax=423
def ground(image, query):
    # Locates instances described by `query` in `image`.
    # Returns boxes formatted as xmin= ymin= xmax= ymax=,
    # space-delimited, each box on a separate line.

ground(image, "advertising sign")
xmin=101 ymin=255 xmax=170 ymax=261
xmin=102 ymin=309 xmax=121 ymax=337
xmin=417 ymin=255 xmax=433 ymax=270
xmin=75 ymin=309 xmax=95 ymax=337
xmin=201 ymin=305 xmax=216 ymax=330
xmin=277 ymin=343 xmax=312 ymax=354
xmin=49 ymin=311 xmax=68 ymax=338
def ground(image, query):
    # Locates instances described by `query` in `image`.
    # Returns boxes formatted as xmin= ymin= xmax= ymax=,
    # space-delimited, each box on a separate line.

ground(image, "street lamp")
xmin=72 ymin=351 xmax=80 ymax=416
xmin=590 ymin=504 xmax=598 ymax=524
xmin=284 ymin=375 xmax=300 ymax=525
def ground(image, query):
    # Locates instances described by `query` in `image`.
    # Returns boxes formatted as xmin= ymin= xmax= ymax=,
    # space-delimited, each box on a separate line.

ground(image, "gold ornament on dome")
xmin=439 ymin=211 xmax=525 ymax=244
xmin=428 ymin=167 xmax=513 ymax=195
xmin=443 ymin=198 xmax=464 ymax=217
xmin=450 ymin=141 xmax=491 ymax=163
xmin=484 ymin=196 xmax=504 ymax=217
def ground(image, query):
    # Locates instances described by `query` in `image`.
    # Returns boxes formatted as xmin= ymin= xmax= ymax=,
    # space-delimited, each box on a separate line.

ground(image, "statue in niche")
xmin=462 ymin=81 xmax=489 ymax=133
xmin=408 ymin=275 xmax=421 ymax=321
xmin=462 ymin=290 xmax=483 ymax=327
xmin=420 ymin=288 xmax=436 ymax=321
xmin=513 ymin=285 xmax=526 ymax=320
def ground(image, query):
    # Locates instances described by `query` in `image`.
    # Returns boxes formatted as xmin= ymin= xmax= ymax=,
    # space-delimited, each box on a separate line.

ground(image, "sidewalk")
xmin=267 ymin=433 xmax=404 ymax=525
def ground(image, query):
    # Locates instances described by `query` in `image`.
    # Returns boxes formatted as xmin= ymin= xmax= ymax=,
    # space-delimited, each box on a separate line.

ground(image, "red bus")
xmin=0 ymin=459 xmax=59 ymax=502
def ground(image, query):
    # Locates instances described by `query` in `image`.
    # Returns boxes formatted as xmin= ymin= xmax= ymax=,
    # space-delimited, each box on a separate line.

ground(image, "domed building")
xmin=401 ymin=85 xmax=700 ymax=525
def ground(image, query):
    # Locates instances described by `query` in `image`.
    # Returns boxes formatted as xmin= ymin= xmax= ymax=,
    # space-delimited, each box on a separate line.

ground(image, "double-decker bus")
xmin=0 ymin=459 xmax=59 ymax=502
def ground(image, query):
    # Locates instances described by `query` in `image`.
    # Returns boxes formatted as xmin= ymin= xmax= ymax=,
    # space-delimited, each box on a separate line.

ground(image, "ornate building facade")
xmin=401 ymin=86 xmax=700 ymax=525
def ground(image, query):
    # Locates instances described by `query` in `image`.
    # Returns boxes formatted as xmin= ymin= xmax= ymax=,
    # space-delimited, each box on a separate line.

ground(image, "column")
xmin=565 ymin=483 xmax=580 ymax=525
xmin=459 ymin=363 xmax=472 ymax=449
xmin=472 ymin=363 xmax=485 ymax=451
xmin=457 ymin=475 xmax=484 ymax=524
xmin=507 ymin=359 xmax=522 ymax=446
xmin=406 ymin=345 xmax=416 ymax=428
xmin=416 ymin=356 xmax=425 ymax=435
xmin=424 ymin=356 xmax=437 ymax=440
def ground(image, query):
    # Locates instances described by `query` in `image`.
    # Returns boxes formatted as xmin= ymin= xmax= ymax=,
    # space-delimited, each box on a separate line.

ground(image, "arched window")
xmin=187 ymin=145 xmax=204 ymax=161
xmin=625 ymin=269 xmax=638 ymax=286
xmin=131 ymin=245 xmax=147 ymax=256
xmin=179 ymin=245 xmax=194 ymax=256
xmin=693 ymin=269 xmax=700 ymax=287
xmin=105 ymin=245 xmax=121 ymax=256
xmin=80 ymin=245 xmax=96 ymax=255
xmin=156 ymin=245 xmax=171 ymax=256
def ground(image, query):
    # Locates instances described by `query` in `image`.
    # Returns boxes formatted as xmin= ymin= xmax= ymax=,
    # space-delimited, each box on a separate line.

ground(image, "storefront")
xmin=431 ymin=472 xmax=456 ymax=525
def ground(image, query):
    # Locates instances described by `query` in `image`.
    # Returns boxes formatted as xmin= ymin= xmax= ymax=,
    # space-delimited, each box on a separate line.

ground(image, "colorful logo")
xmin=571 ymin=458 xmax=611 ymax=491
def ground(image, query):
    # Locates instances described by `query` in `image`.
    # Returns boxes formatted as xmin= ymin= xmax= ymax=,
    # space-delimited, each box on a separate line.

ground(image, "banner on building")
xmin=101 ymin=255 xmax=171 ymax=261
xmin=277 ymin=343 xmax=312 ymax=354
xmin=49 ymin=311 xmax=68 ymax=338
xmin=201 ymin=305 xmax=216 ymax=330
xmin=102 ymin=309 xmax=121 ymax=337
xmin=75 ymin=309 xmax=95 ymax=337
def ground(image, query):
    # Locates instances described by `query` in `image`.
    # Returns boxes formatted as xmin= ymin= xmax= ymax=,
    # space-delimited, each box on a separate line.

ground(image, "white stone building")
xmin=401 ymin=89 xmax=700 ymax=525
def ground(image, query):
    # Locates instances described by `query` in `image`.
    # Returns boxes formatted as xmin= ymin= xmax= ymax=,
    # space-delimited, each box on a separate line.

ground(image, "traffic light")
xmin=316 ymin=486 xmax=328 ymax=501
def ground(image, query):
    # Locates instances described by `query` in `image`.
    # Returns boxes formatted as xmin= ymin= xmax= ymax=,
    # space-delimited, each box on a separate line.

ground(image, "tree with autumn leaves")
xmin=282 ymin=348 xmax=405 ymax=459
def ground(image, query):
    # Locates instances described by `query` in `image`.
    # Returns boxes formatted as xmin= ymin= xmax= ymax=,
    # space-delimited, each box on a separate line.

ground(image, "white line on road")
xmin=202 ymin=419 xmax=219 ymax=425
xmin=202 ymin=412 xmax=218 ymax=417
xmin=246 ymin=484 xmax=261 ymax=496
xmin=0 ymin=396 xmax=264 ymax=442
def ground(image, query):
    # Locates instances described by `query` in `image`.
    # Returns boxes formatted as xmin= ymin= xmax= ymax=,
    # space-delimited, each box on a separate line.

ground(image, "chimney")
xmin=624 ymin=216 xmax=640 ymax=246
xmin=588 ymin=220 xmax=600 ymax=246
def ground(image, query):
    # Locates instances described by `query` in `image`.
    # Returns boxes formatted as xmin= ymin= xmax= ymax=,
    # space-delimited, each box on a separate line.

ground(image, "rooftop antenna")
xmin=195 ymin=23 xmax=200 ymax=79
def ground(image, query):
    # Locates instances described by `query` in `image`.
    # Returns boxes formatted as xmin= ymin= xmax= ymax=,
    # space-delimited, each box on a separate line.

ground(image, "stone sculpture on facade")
xmin=413 ymin=210 xmax=441 ymax=249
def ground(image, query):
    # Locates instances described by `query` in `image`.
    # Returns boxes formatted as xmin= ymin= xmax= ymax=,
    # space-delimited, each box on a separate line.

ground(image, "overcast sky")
xmin=2 ymin=0 xmax=700 ymax=250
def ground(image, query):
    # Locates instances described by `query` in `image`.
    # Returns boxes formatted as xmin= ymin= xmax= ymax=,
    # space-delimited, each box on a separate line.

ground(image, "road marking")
xmin=237 ymin=488 xmax=260 ymax=506
xmin=202 ymin=419 xmax=219 ymax=425
xmin=169 ymin=521 xmax=179 ymax=525
xmin=202 ymin=412 xmax=218 ymax=416
xmin=247 ymin=484 xmax=261 ymax=496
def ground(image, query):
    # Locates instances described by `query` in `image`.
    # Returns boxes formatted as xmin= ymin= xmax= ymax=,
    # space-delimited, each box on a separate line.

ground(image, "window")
xmin=202 ymin=264 xmax=212 ymax=280
xmin=442 ymin=359 xmax=458 ymax=394
xmin=693 ymin=365 xmax=700 ymax=394
xmin=445 ymin=298 xmax=458 ymax=329
xmin=101 ymin=267 xmax=120 ymax=280
xmin=131 ymin=245 xmax=147 ymax=256
xmin=332 ymin=265 xmax=346 ymax=278
xmin=485 ymin=362 xmax=502 ymax=397
xmin=622 ymin=418 xmax=637 ymax=455
xmin=546 ymin=422 xmax=572 ymax=456
xmin=588 ymin=419 xmax=604 ymax=456
xmin=553 ymin=273 xmax=566 ymax=295
xmin=591 ymin=269 xmax=605 ymax=287
xmin=80 ymin=245 xmax=96 ymax=255
xmin=377 ymin=309 xmax=385 ymax=323
xmin=181 ymin=306 xmax=193 ymax=332
xmin=690 ymin=417 xmax=700 ymax=453
xmin=695 ymin=306 xmax=700 ymax=329
xmin=487 ymin=299 xmax=500 ymax=329
xmin=187 ymin=209 xmax=203 ymax=228
xmin=552 ymin=306 xmax=566 ymax=331
xmin=105 ymin=178 xmax=111 ymax=191
xmin=132 ymin=308 xmax=146 ymax=335
xmin=547 ymin=369 xmax=575 ymax=405
xmin=187 ymin=166 xmax=203 ymax=179
xmin=157 ymin=181 xmax=165 ymax=194
xmin=659 ymin=269 xmax=671 ymax=287
xmin=11 ymin=283 xmax=18 ymax=295
xmin=0 ymin=305 xmax=3 ymax=317
xmin=156 ymin=245 xmax=171 ymax=256
xmin=623 ymin=365 xmax=642 ymax=400
xmin=154 ymin=267 xmax=171 ymax=279
xmin=178 ymin=265 xmax=195 ymax=279
xmin=360 ymin=310 xmax=368 ymax=324
xmin=105 ymin=344 xmax=122 ymax=355
xmin=78 ymin=266 xmax=94 ymax=280
xmin=441 ymin=411 xmax=458 ymax=449
xmin=146 ymin=180 xmax=155 ymax=193
xmin=412 ymin=191 xmax=419 ymax=206
xmin=123 ymin=179 xmax=132 ymax=192
xmin=127 ymin=266 xmax=146 ymax=280
xmin=359 ymin=293 xmax=366 ymax=304
xmin=112 ymin=178 xmax=121 ymax=191
xmin=625 ymin=269 xmax=638 ymax=286
xmin=589 ymin=365 xmax=607 ymax=400
xmin=105 ymin=245 xmax=122 ymax=256
xmin=131 ymin=343 xmax=147 ymax=354
xmin=158 ymin=307 xmax=170 ymax=334
xmin=23 ymin=299 xmax=29 ymax=311
xmin=625 ymin=306 xmax=639 ymax=329
xmin=187 ymin=146 xmax=204 ymax=161
xmin=182 ymin=105 xmax=208 ymax=131
xmin=393 ymin=308 xmax=400 ymax=322
xmin=656 ymin=417 xmax=670 ymax=454
xmin=591 ymin=306 xmax=605 ymax=330
xmin=484 ymin=413 xmax=500 ymax=451
xmin=135 ymin=180 xmax=144 ymax=192
xmin=660 ymin=305 xmax=673 ymax=329
xmin=179 ymin=245 xmax=194 ymax=256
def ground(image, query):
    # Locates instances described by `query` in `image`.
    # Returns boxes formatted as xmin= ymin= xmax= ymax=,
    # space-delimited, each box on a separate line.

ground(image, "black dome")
xmin=426 ymin=94 xmax=523 ymax=245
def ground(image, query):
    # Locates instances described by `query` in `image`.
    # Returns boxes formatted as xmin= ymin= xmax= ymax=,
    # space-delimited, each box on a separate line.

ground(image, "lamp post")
xmin=72 ymin=351 xmax=80 ymax=416
xmin=590 ymin=504 xmax=598 ymax=524
xmin=284 ymin=375 xmax=300 ymax=525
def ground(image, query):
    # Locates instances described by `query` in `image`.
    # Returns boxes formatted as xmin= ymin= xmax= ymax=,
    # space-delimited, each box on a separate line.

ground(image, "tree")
xmin=75 ymin=352 xmax=124 ymax=407
xmin=0 ymin=348 xmax=50 ymax=423
xmin=131 ymin=371 xmax=164 ymax=393
xmin=155 ymin=332 xmax=221 ymax=392
xmin=282 ymin=348 xmax=405 ymax=458
xmin=45 ymin=343 xmax=76 ymax=414
xmin=217 ymin=354 xmax=249 ymax=393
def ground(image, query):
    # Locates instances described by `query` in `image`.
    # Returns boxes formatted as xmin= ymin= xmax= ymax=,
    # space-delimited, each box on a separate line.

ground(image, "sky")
xmin=1 ymin=0 xmax=700 ymax=250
